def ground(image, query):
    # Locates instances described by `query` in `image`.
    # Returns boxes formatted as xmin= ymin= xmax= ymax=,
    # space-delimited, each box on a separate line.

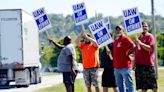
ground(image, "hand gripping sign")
xmin=89 ymin=19 xmax=113 ymax=48
xmin=33 ymin=7 xmax=52 ymax=33
xmin=72 ymin=2 xmax=88 ymax=26
xmin=123 ymin=7 xmax=143 ymax=35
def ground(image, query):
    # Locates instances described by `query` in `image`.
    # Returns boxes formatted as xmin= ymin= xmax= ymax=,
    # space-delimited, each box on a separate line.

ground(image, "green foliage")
xmin=75 ymin=46 xmax=82 ymax=63
xmin=157 ymin=33 xmax=164 ymax=63
xmin=41 ymin=46 xmax=54 ymax=66
xmin=36 ymin=79 xmax=87 ymax=92
xmin=39 ymin=13 xmax=164 ymax=67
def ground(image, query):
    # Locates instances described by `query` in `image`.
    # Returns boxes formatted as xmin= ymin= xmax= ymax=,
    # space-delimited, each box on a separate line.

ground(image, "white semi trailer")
xmin=0 ymin=9 xmax=41 ymax=87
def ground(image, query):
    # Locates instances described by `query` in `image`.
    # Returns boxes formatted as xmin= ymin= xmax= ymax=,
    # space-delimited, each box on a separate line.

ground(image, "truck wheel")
xmin=23 ymin=84 xmax=29 ymax=88
xmin=30 ymin=68 xmax=35 ymax=84
xmin=16 ymin=84 xmax=29 ymax=88
xmin=34 ymin=68 xmax=40 ymax=84
xmin=16 ymin=85 xmax=21 ymax=88
xmin=39 ymin=77 xmax=42 ymax=83
xmin=3 ymin=81 xmax=10 ymax=89
xmin=5 ymin=81 xmax=9 ymax=86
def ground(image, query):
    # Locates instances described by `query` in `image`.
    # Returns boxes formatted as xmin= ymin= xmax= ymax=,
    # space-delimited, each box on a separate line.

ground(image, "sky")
xmin=0 ymin=0 xmax=164 ymax=18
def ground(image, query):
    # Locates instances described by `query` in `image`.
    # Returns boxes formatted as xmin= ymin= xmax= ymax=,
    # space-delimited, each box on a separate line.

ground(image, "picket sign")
xmin=103 ymin=16 xmax=112 ymax=33
xmin=88 ymin=19 xmax=113 ymax=48
xmin=122 ymin=7 xmax=143 ymax=35
xmin=72 ymin=2 xmax=88 ymax=26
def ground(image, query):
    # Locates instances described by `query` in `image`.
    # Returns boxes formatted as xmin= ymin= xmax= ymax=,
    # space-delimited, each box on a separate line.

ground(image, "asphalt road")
xmin=0 ymin=73 xmax=83 ymax=92
xmin=0 ymin=68 xmax=163 ymax=92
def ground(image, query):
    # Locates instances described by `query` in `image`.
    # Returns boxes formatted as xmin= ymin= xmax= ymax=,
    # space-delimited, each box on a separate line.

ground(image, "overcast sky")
xmin=0 ymin=0 xmax=164 ymax=18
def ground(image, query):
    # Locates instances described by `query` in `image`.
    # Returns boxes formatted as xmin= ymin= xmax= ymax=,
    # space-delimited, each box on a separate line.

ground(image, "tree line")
xmin=39 ymin=12 xmax=164 ymax=67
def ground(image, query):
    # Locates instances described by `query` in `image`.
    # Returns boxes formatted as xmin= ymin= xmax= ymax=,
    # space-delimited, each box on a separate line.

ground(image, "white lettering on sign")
xmin=90 ymin=21 xmax=103 ymax=31
xmin=129 ymin=18 xmax=135 ymax=24
xmin=38 ymin=20 xmax=50 ymax=30
xmin=75 ymin=15 xmax=87 ymax=23
xmin=97 ymin=31 xmax=103 ymax=38
xmin=38 ymin=17 xmax=44 ymax=23
xmin=127 ymin=22 xmax=141 ymax=32
xmin=77 ymin=11 xmax=82 ymax=16
xmin=73 ymin=3 xmax=84 ymax=11
xmin=97 ymin=34 xmax=109 ymax=45
xmin=123 ymin=8 xmax=137 ymax=17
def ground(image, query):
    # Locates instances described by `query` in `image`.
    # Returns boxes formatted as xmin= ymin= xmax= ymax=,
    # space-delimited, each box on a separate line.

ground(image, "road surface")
xmin=0 ymin=73 xmax=83 ymax=92
xmin=0 ymin=68 xmax=163 ymax=92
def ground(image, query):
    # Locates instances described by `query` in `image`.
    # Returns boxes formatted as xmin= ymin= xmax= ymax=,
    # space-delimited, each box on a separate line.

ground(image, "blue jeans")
xmin=114 ymin=68 xmax=134 ymax=92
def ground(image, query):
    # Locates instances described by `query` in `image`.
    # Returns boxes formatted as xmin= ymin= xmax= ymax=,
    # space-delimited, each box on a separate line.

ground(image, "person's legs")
xmin=83 ymin=69 xmax=92 ymax=92
xmin=63 ymin=72 xmax=74 ymax=92
xmin=90 ymin=68 xmax=100 ymax=92
xmin=87 ymin=87 xmax=92 ymax=92
xmin=152 ymin=88 xmax=158 ymax=92
xmin=103 ymin=87 xmax=108 ymax=92
xmin=135 ymin=64 xmax=143 ymax=90
xmin=72 ymin=83 xmax=74 ymax=92
xmin=64 ymin=83 xmax=72 ymax=92
xmin=95 ymin=87 xmax=100 ymax=92
xmin=113 ymin=87 xmax=119 ymax=92
xmin=142 ymin=89 xmax=147 ymax=92
xmin=102 ymin=69 xmax=108 ymax=92
xmin=121 ymin=68 xmax=134 ymax=92
xmin=136 ymin=65 xmax=158 ymax=92
xmin=63 ymin=72 xmax=73 ymax=92
xmin=114 ymin=69 xmax=125 ymax=92
xmin=72 ymin=70 xmax=77 ymax=92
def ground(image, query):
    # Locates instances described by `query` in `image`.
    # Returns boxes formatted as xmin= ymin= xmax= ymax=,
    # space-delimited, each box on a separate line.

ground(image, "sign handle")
xmin=45 ymin=30 xmax=51 ymax=39
xmin=81 ymin=24 xmax=85 ymax=31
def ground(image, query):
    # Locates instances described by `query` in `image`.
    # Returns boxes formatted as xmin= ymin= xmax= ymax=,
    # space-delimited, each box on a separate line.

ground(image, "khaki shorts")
xmin=83 ymin=68 xmax=99 ymax=87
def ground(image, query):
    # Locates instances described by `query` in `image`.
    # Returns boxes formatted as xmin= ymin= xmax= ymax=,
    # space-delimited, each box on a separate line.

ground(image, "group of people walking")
xmin=49 ymin=21 xmax=158 ymax=92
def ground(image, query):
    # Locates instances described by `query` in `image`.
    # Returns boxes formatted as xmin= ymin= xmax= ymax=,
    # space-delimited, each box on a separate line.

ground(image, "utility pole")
xmin=151 ymin=0 xmax=158 ymax=79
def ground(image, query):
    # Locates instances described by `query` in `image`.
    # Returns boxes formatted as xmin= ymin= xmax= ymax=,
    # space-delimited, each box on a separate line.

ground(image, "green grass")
xmin=41 ymin=72 xmax=60 ymax=76
xmin=36 ymin=69 xmax=164 ymax=92
xmin=35 ymin=79 xmax=86 ymax=92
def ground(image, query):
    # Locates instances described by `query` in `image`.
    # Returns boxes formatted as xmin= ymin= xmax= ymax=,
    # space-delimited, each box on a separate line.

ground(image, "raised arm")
xmin=83 ymin=33 xmax=98 ymax=47
xmin=48 ymin=39 xmax=64 ymax=49
xmin=75 ymin=31 xmax=84 ymax=47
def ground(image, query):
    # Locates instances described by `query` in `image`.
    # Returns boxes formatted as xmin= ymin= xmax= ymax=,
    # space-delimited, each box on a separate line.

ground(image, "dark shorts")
xmin=63 ymin=72 xmax=77 ymax=85
xmin=135 ymin=64 xmax=158 ymax=90
xmin=102 ymin=68 xmax=117 ymax=87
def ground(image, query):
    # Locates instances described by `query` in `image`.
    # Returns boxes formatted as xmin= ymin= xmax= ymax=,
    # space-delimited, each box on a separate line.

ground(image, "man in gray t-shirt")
xmin=57 ymin=43 xmax=77 ymax=72
xmin=49 ymin=36 xmax=77 ymax=92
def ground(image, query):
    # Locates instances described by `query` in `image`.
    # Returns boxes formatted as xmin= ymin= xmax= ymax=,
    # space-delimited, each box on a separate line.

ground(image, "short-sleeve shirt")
xmin=135 ymin=33 xmax=155 ymax=66
xmin=57 ymin=44 xmax=77 ymax=72
xmin=113 ymin=35 xmax=134 ymax=69
xmin=79 ymin=42 xmax=99 ymax=69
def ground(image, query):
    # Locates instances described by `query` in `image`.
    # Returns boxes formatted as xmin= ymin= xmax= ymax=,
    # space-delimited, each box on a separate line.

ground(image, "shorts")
xmin=63 ymin=72 xmax=77 ymax=85
xmin=135 ymin=64 xmax=158 ymax=90
xmin=83 ymin=68 xmax=99 ymax=87
xmin=102 ymin=68 xmax=117 ymax=87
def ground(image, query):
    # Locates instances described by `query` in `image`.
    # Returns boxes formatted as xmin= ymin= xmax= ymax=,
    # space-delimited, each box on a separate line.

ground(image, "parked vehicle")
xmin=0 ymin=9 xmax=41 ymax=87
